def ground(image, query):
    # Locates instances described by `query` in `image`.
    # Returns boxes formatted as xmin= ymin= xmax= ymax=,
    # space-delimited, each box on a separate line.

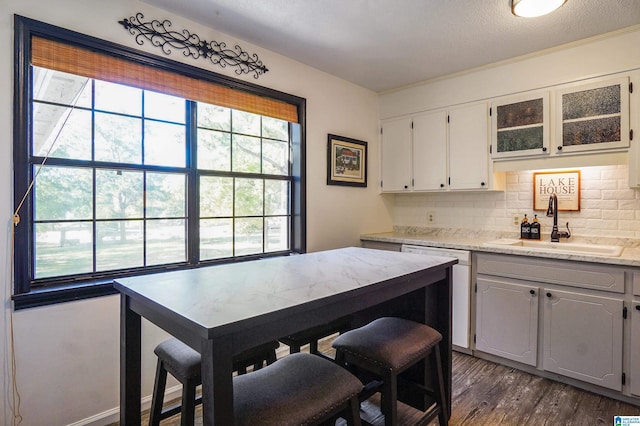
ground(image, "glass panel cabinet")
xmin=491 ymin=92 xmax=549 ymax=159
xmin=554 ymin=76 xmax=629 ymax=154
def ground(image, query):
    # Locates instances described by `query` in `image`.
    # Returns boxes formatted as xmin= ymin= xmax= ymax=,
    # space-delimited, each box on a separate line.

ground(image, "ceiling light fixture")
xmin=511 ymin=0 xmax=567 ymax=18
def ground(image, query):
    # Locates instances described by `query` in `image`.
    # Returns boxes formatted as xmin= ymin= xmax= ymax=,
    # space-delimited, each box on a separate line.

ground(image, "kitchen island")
xmin=114 ymin=246 xmax=456 ymax=425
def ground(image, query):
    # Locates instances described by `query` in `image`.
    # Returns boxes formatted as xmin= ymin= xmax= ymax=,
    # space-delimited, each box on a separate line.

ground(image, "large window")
xmin=13 ymin=16 xmax=306 ymax=308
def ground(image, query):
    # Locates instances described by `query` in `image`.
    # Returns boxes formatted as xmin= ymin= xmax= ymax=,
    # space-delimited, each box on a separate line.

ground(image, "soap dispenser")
xmin=530 ymin=214 xmax=541 ymax=240
xmin=520 ymin=214 xmax=531 ymax=239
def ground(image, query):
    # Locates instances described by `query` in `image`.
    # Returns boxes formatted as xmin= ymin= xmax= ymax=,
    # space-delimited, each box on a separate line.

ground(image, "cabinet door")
xmin=631 ymin=302 xmax=640 ymax=396
xmin=412 ymin=111 xmax=447 ymax=190
xmin=380 ymin=117 xmax=412 ymax=192
xmin=554 ymin=76 xmax=630 ymax=154
xmin=543 ymin=289 xmax=623 ymax=391
xmin=448 ymin=103 xmax=489 ymax=190
xmin=491 ymin=92 xmax=549 ymax=159
xmin=475 ymin=278 xmax=538 ymax=366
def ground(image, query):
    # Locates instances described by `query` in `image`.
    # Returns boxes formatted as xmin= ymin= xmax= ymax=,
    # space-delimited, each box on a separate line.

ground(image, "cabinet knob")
xmin=636 ymin=305 xmax=640 ymax=311
xmin=529 ymin=289 xmax=536 ymax=296
xmin=546 ymin=292 xmax=552 ymax=298
xmin=404 ymin=185 xmax=408 ymax=189
xmin=440 ymin=183 xmax=445 ymax=188
xmin=480 ymin=182 xmax=485 ymax=186
xmin=542 ymin=147 xmax=547 ymax=152
xmin=557 ymin=146 xmax=563 ymax=151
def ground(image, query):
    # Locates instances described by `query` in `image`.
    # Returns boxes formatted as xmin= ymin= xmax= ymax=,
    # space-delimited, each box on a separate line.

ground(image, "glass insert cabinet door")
xmin=491 ymin=92 xmax=550 ymax=159
xmin=554 ymin=76 xmax=630 ymax=154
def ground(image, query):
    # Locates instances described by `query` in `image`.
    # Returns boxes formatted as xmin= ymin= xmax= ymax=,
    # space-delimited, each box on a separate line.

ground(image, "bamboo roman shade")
xmin=31 ymin=36 xmax=298 ymax=123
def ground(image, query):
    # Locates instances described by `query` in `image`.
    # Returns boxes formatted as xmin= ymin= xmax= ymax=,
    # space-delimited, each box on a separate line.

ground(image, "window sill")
xmin=12 ymin=281 xmax=118 ymax=310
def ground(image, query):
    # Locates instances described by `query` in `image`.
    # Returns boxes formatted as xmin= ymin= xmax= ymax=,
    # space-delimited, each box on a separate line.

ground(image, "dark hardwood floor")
xmin=113 ymin=339 xmax=639 ymax=425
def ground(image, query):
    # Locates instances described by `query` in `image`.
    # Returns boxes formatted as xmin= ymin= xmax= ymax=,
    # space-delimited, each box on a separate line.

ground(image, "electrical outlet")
xmin=513 ymin=215 xmax=520 ymax=225
xmin=427 ymin=211 xmax=435 ymax=223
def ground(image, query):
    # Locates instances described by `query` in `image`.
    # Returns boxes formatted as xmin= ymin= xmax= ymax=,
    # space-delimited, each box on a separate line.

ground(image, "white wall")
xmin=394 ymin=165 xmax=640 ymax=240
xmin=0 ymin=1 xmax=392 ymax=424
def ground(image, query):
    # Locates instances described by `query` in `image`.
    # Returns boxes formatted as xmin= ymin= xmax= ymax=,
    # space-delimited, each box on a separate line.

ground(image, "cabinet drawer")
xmin=476 ymin=253 xmax=624 ymax=293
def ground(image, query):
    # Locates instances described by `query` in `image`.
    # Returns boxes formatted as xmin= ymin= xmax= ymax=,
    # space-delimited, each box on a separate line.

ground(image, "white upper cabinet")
xmin=449 ymin=103 xmax=490 ymax=190
xmin=491 ymin=91 xmax=550 ymax=159
xmin=380 ymin=117 xmax=412 ymax=192
xmin=412 ymin=110 xmax=447 ymax=191
xmin=554 ymin=76 xmax=630 ymax=154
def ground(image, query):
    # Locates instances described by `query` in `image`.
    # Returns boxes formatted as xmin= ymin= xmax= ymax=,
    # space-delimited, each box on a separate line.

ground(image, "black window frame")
xmin=12 ymin=15 xmax=306 ymax=310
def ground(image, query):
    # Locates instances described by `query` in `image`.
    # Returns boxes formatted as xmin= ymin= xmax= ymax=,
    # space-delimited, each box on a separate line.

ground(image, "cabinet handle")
xmin=557 ymin=146 xmax=563 ymax=151
xmin=542 ymin=147 xmax=547 ymax=152
xmin=529 ymin=289 xmax=536 ymax=296
xmin=546 ymin=292 xmax=552 ymax=298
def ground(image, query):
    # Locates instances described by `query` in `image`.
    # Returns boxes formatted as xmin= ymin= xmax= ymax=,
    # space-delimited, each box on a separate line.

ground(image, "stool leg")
xmin=266 ymin=348 xmax=277 ymax=365
xmin=289 ymin=343 xmax=302 ymax=354
xmin=381 ymin=372 xmax=397 ymax=426
xmin=347 ymin=395 xmax=362 ymax=426
xmin=149 ymin=360 xmax=167 ymax=426
xmin=180 ymin=377 xmax=197 ymax=426
xmin=432 ymin=344 xmax=449 ymax=426
xmin=309 ymin=340 xmax=319 ymax=355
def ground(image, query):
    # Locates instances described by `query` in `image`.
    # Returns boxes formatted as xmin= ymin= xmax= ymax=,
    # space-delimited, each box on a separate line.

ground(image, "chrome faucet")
xmin=546 ymin=193 xmax=571 ymax=242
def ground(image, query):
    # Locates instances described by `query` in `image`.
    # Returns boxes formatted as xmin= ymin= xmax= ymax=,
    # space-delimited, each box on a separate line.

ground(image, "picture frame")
xmin=327 ymin=134 xmax=367 ymax=187
xmin=533 ymin=170 xmax=580 ymax=211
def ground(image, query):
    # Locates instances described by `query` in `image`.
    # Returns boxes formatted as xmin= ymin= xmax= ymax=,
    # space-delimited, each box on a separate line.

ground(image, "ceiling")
xmin=141 ymin=0 xmax=640 ymax=92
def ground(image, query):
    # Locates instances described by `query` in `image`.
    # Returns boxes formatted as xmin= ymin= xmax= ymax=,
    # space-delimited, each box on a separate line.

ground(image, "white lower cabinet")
xmin=475 ymin=253 xmax=626 ymax=393
xmin=475 ymin=278 xmax=538 ymax=366
xmin=542 ymin=288 xmax=623 ymax=391
xmin=632 ymin=301 xmax=640 ymax=396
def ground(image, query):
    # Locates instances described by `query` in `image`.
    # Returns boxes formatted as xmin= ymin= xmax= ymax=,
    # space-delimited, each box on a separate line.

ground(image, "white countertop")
xmin=361 ymin=228 xmax=640 ymax=268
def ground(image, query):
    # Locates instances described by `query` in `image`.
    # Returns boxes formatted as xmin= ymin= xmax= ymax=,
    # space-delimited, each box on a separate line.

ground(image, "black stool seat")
xmin=149 ymin=338 xmax=279 ymax=426
xmin=279 ymin=315 xmax=352 ymax=359
xmin=234 ymin=352 xmax=363 ymax=426
xmin=332 ymin=317 xmax=448 ymax=426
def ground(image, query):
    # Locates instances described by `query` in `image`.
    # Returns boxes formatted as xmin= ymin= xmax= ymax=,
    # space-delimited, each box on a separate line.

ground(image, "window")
xmin=13 ymin=16 xmax=306 ymax=308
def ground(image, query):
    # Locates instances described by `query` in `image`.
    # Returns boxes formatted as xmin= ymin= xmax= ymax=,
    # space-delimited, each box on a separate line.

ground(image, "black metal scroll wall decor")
xmin=118 ymin=13 xmax=269 ymax=78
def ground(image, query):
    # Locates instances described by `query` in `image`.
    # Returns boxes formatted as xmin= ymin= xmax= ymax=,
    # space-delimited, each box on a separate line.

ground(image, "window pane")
xmin=144 ymin=91 xmax=186 ymax=123
xmin=144 ymin=121 xmax=186 ymax=167
xmin=232 ymin=135 xmax=261 ymax=173
xmin=265 ymin=216 xmax=289 ymax=252
xmin=265 ymin=180 xmax=289 ymax=215
xmin=35 ymin=222 xmax=93 ymax=278
xmin=95 ymin=112 xmax=142 ymax=164
xmin=235 ymin=178 xmax=263 ymax=216
xmin=262 ymin=116 xmax=288 ymax=141
xmin=96 ymin=169 xmax=143 ymax=219
xmin=33 ymin=67 xmax=92 ymax=108
xmin=197 ymin=103 xmax=230 ymax=131
xmin=146 ymin=173 xmax=186 ymax=218
xmin=96 ymin=220 xmax=143 ymax=270
xmin=200 ymin=176 xmax=233 ymax=217
xmin=146 ymin=219 xmax=186 ymax=265
xmin=95 ymin=81 xmax=142 ymax=116
xmin=200 ymin=218 xmax=233 ymax=259
xmin=198 ymin=129 xmax=231 ymax=171
xmin=35 ymin=166 xmax=92 ymax=220
xmin=33 ymin=105 xmax=92 ymax=160
xmin=562 ymin=85 xmax=621 ymax=120
xmin=262 ymin=139 xmax=289 ymax=175
xmin=232 ymin=110 xmax=260 ymax=136
xmin=235 ymin=217 xmax=263 ymax=256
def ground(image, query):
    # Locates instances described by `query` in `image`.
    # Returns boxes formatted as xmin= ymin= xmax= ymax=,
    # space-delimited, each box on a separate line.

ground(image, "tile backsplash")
xmin=393 ymin=165 xmax=640 ymax=239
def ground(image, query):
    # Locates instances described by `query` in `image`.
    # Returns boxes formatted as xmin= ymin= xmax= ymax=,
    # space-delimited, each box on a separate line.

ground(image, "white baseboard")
xmin=66 ymin=384 xmax=183 ymax=426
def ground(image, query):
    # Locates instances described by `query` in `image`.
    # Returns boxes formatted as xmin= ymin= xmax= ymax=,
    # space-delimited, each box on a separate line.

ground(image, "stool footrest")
xmin=159 ymin=395 xmax=202 ymax=421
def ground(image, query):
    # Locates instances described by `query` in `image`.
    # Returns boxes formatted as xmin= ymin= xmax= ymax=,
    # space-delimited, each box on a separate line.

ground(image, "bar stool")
xmin=279 ymin=315 xmax=352 ymax=360
xmin=332 ymin=317 xmax=448 ymax=426
xmin=149 ymin=338 xmax=279 ymax=426
xmin=234 ymin=352 xmax=363 ymax=425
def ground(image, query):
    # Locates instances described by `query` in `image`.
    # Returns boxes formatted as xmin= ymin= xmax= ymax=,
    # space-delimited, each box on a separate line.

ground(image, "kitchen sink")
xmin=483 ymin=239 xmax=623 ymax=257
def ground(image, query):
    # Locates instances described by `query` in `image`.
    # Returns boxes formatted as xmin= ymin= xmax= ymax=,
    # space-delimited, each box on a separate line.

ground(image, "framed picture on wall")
xmin=533 ymin=170 xmax=580 ymax=211
xmin=326 ymin=134 xmax=367 ymax=187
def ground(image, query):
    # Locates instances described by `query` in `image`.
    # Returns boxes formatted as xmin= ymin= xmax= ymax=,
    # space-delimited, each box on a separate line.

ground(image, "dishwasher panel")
xmin=401 ymin=244 xmax=470 ymax=349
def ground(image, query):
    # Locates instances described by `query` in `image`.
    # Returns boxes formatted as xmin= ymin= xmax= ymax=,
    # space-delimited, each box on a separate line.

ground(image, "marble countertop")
xmin=361 ymin=228 xmax=640 ymax=268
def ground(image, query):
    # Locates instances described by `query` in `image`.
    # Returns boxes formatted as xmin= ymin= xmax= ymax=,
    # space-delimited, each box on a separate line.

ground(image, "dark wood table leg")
xmin=201 ymin=337 xmax=234 ymax=425
xmin=120 ymin=294 xmax=141 ymax=425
